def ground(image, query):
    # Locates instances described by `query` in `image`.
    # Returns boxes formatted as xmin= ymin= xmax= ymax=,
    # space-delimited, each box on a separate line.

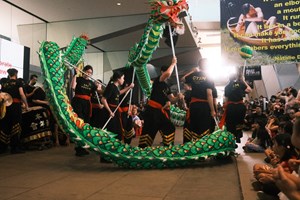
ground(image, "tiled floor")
xmin=0 ymin=129 xmax=268 ymax=200
xmin=235 ymin=131 xmax=266 ymax=200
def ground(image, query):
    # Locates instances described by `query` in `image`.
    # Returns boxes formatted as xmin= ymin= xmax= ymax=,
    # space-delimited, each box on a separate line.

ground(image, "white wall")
xmin=189 ymin=0 xmax=220 ymax=22
xmin=261 ymin=65 xmax=281 ymax=98
xmin=45 ymin=15 xmax=148 ymax=48
xmin=275 ymin=63 xmax=299 ymax=90
xmin=0 ymin=1 xmax=44 ymax=43
xmin=83 ymin=52 xmax=104 ymax=81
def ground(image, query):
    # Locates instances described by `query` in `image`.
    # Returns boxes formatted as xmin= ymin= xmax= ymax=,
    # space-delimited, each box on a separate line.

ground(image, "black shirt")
xmin=91 ymin=92 xmax=102 ymax=104
xmin=31 ymin=87 xmax=46 ymax=101
xmin=24 ymin=84 xmax=36 ymax=104
xmin=224 ymin=80 xmax=246 ymax=102
xmin=119 ymin=84 xmax=131 ymax=107
xmin=74 ymin=77 xmax=96 ymax=96
xmin=103 ymin=82 xmax=120 ymax=105
xmin=212 ymin=86 xmax=218 ymax=99
xmin=150 ymin=76 xmax=171 ymax=106
xmin=185 ymin=71 xmax=213 ymax=99
xmin=0 ymin=78 xmax=23 ymax=99
xmin=184 ymin=90 xmax=192 ymax=108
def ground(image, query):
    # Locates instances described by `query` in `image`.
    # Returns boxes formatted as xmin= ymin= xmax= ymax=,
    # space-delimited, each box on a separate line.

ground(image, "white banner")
xmin=0 ymin=38 xmax=24 ymax=79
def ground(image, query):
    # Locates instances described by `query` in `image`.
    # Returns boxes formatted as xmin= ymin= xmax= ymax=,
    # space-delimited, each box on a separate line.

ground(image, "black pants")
xmin=71 ymin=97 xmax=91 ymax=123
xmin=189 ymin=102 xmax=212 ymax=136
xmin=90 ymin=108 xmax=105 ymax=128
xmin=0 ymin=103 xmax=22 ymax=151
xmin=226 ymin=103 xmax=246 ymax=142
xmin=103 ymin=107 xmax=122 ymax=141
xmin=120 ymin=110 xmax=134 ymax=144
xmin=139 ymin=107 xmax=175 ymax=148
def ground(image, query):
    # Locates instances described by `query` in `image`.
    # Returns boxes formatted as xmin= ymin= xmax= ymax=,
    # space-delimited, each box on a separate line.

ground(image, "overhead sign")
xmin=244 ymin=65 xmax=262 ymax=81
xmin=220 ymin=0 xmax=300 ymax=66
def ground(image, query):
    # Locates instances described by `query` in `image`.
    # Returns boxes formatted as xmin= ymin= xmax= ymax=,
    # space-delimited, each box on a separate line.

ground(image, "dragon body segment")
xmin=38 ymin=0 xmax=236 ymax=169
xmin=127 ymin=20 xmax=163 ymax=96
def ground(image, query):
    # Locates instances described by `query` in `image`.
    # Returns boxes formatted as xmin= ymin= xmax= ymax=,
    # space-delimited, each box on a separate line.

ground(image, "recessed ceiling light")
xmin=117 ymin=2 xmax=121 ymax=6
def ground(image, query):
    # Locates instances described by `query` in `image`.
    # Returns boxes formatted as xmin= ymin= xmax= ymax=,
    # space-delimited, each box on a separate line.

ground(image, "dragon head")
xmin=150 ymin=0 xmax=189 ymax=25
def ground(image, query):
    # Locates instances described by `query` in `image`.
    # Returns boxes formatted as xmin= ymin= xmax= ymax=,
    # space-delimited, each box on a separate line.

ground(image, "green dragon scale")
xmin=38 ymin=0 xmax=236 ymax=169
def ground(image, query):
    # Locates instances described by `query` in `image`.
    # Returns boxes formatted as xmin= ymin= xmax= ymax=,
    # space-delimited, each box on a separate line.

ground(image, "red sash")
xmin=91 ymin=103 xmax=102 ymax=109
xmin=190 ymin=97 xmax=208 ymax=104
xmin=75 ymin=94 xmax=91 ymax=101
xmin=218 ymin=100 xmax=244 ymax=128
xmin=186 ymin=98 xmax=208 ymax=124
xmin=119 ymin=106 xmax=129 ymax=113
xmin=13 ymin=98 xmax=21 ymax=103
xmin=148 ymin=100 xmax=169 ymax=119
xmin=75 ymin=94 xmax=92 ymax=117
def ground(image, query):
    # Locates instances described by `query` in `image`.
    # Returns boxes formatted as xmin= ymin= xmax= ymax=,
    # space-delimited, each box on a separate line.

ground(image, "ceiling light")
xmin=117 ymin=2 xmax=121 ymax=6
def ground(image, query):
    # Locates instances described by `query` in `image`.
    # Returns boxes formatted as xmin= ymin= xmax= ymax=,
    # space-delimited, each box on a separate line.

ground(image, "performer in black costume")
xmin=210 ymin=82 xmax=218 ymax=133
xmin=71 ymin=65 xmax=102 ymax=156
xmin=24 ymin=74 xmax=38 ymax=107
xmin=101 ymin=71 xmax=134 ymax=141
xmin=0 ymin=68 xmax=29 ymax=154
xmin=138 ymin=57 xmax=184 ymax=148
xmin=223 ymin=72 xmax=251 ymax=143
xmin=90 ymin=79 xmax=105 ymax=129
xmin=181 ymin=60 xmax=216 ymax=142
xmin=182 ymin=82 xmax=192 ymax=143
xmin=119 ymin=82 xmax=135 ymax=144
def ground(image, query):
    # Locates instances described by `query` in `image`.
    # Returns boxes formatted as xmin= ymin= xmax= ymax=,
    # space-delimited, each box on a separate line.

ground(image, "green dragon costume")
xmin=38 ymin=0 xmax=236 ymax=169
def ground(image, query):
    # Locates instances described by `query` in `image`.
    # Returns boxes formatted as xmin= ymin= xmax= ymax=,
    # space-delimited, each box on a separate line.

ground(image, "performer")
xmin=30 ymin=85 xmax=65 ymax=146
xmin=71 ymin=65 xmax=102 ymax=156
xmin=222 ymin=72 xmax=251 ymax=143
xmin=90 ymin=79 xmax=105 ymax=129
xmin=101 ymin=71 xmax=134 ymax=141
xmin=138 ymin=57 xmax=184 ymax=148
xmin=209 ymin=82 xmax=218 ymax=133
xmin=119 ymin=81 xmax=135 ymax=144
xmin=182 ymin=82 xmax=192 ymax=143
xmin=181 ymin=59 xmax=216 ymax=142
xmin=24 ymin=74 xmax=39 ymax=107
xmin=0 ymin=68 xmax=29 ymax=154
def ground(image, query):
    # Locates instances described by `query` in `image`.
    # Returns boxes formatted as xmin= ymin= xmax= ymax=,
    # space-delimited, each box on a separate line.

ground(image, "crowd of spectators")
xmin=233 ymin=86 xmax=300 ymax=199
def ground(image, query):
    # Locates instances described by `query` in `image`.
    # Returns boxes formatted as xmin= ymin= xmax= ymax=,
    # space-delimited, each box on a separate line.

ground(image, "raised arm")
xmin=181 ymin=67 xmax=199 ymax=82
xmin=159 ymin=57 xmax=177 ymax=82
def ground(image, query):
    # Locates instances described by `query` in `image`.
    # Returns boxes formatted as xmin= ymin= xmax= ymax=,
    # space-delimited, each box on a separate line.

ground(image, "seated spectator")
xmin=250 ymin=106 xmax=268 ymax=127
xmin=288 ymin=108 xmax=298 ymax=123
xmin=253 ymin=133 xmax=298 ymax=197
xmin=265 ymin=115 xmax=279 ymax=138
xmin=277 ymin=87 xmax=298 ymax=113
xmin=243 ymin=118 xmax=271 ymax=153
xmin=244 ymin=109 xmax=254 ymax=131
xmin=132 ymin=106 xmax=144 ymax=137
xmin=24 ymin=74 xmax=39 ymax=107
xmin=274 ymin=117 xmax=300 ymax=200
xmin=31 ymin=86 xmax=67 ymax=146
xmin=283 ymin=121 xmax=294 ymax=135
xmin=271 ymin=97 xmax=285 ymax=118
